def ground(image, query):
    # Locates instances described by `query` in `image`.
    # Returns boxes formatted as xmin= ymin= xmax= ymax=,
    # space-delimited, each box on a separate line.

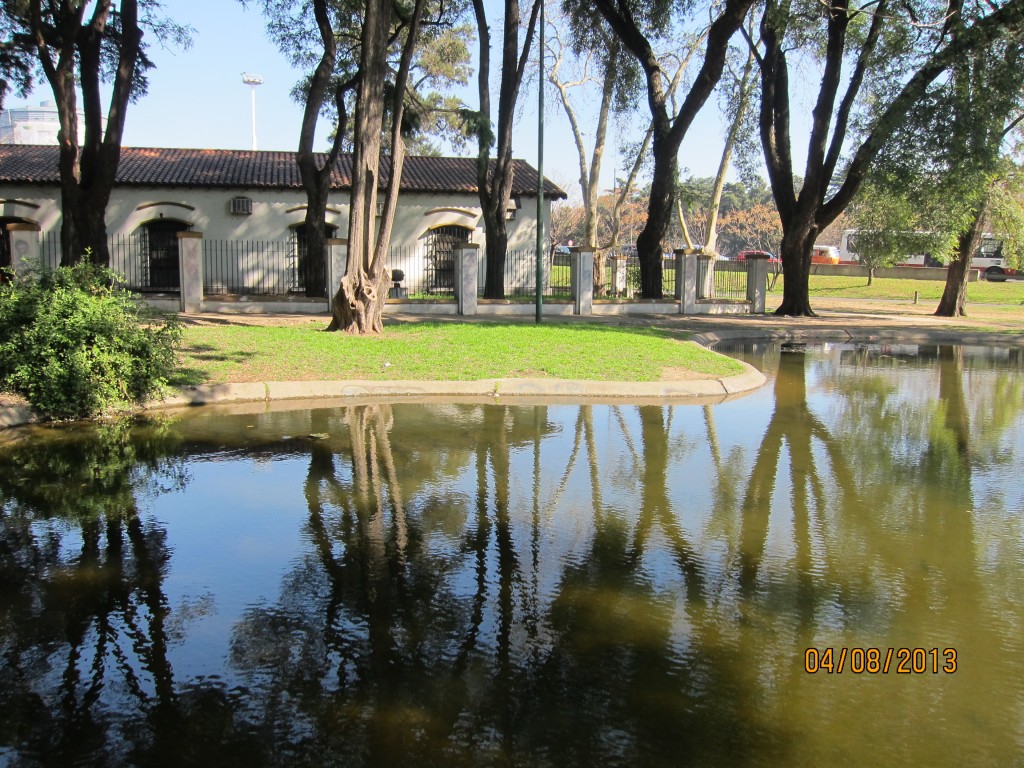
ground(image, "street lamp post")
xmin=535 ymin=0 xmax=545 ymax=324
xmin=241 ymin=73 xmax=264 ymax=151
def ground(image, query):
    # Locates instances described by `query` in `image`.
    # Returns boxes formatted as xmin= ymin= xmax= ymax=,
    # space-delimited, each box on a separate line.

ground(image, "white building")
xmin=0 ymin=144 xmax=564 ymax=296
xmin=0 ymin=101 xmax=103 ymax=145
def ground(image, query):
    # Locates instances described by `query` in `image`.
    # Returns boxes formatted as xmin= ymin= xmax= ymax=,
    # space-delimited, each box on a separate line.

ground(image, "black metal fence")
xmin=41 ymin=231 xmax=160 ymax=291
xmin=489 ymin=248 xmax=572 ymax=299
xmin=389 ymin=246 xmax=455 ymax=298
xmin=606 ymin=253 xmax=679 ymax=299
xmin=203 ymin=239 xmax=298 ymax=296
xmin=697 ymin=258 xmax=749 ymax=301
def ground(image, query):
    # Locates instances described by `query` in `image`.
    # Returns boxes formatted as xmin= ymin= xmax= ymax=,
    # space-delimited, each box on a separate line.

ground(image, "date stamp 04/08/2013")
xmin=804 ymin=647 xmax=957 ymax=674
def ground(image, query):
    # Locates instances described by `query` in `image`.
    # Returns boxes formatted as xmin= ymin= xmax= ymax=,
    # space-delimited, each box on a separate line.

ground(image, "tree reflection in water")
xmin=1 ymin=343 xmax=1023 ymax=767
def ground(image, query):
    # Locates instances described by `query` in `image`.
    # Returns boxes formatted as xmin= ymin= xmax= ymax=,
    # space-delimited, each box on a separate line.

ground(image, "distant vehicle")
xmin=839 ymin=229 xmax=1016 ymax=279
xmin=811 ymin=245 xmax=840 ymax=264
xmin=736 ymin=249 xmax=780 ymax=262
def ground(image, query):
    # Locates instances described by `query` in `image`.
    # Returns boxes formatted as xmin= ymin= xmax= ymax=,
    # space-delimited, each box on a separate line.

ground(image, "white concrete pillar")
xmin=6 ymin=223 xmax=40 ymax=274
xmin=745 ymin=252 xmax=770 ymax=313
xmin=327 ymin=238 xmax=347 ymax=300
xmin=570 ymin=247 xmax=594 ymax=315
xmin=613 ymin=255 xmax=628 ymax=296
xmin=675 ymin=249 xmax=697 ymax=314
xmin=177 ymin=231 xmax=203 ymax=313
xmin=456 ymin=243 xmax=480 ymax=315
xmin=698 ymin=254 xmax=716 ymax=299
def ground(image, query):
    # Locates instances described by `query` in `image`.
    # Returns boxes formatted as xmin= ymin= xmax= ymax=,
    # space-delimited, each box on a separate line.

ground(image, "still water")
xmin=1 ymin=343 xmax=1023 ymax=767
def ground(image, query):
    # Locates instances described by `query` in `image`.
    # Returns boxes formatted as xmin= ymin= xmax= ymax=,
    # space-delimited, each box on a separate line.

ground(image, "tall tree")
xmin=752 ymin=0 xmax=1024 ymax=316
xmin=579 ymin=0 xmax=757 ymax=298
xmin=471 ymin=0 xmax=542 ymax=300
xmin=545 ymin=21 xmax=622 ymax=295
xmin=252 ymin=0 xmax=469 ymax=299
xmin=677 ymin=21 xmax=759 ymax=258
xmin=1 ymin=1 xmax=189 ymax=265
xmin=327 ymin=0 xmax=427 ymax=333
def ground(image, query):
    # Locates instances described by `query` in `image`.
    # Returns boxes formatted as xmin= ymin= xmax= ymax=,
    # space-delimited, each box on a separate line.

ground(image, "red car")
xmin=736 ymin=250 xmax=781 ymax=262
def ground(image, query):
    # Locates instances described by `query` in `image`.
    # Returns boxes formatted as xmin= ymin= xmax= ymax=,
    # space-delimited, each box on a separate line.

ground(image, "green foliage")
xmin=0 ymin=261 xmax=182 ymax=420
xmin=848 ymin=178 xmax=956 ymax=269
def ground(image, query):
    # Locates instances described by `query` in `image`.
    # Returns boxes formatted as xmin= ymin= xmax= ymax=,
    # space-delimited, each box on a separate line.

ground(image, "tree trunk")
xmin=301 ymin=199 xmax=329 ymax=298
xmin=636 ymin=155 xmax=674 ymax=297
xmin=295 ymin=0 xmax=347 ymax=299
xmin=936 ymin=199 xmax=988 ymax=317
xmin=775 ymin=222 xmax=817 ymax=316
xmin=31 ymin=1 xmax=141 ymax=267
xmin=482 ymin=202 xmax=509 ymax=298
xmin=867 ymin=266 xmax=874 ymax=286
xmin=472 ymin=0 xmax=542 ymax=301
xmin=327 ymin=0 xmax=424 ymax=332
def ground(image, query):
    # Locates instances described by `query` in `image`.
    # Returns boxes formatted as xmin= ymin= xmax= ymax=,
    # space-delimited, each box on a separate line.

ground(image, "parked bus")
xmin=838 ymin=230 xmax=1015 ymax=279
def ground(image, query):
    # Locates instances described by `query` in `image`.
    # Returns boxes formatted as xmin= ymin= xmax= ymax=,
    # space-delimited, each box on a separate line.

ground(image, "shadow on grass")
xmin=169 ymin=344 xmax=256 ymax=386
xmin=382 ymin=318 xmax=693 ymax=343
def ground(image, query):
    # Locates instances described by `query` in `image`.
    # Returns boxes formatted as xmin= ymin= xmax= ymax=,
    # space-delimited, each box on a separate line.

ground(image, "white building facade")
xmin=0 ymin=145 xmax=564 ymax=297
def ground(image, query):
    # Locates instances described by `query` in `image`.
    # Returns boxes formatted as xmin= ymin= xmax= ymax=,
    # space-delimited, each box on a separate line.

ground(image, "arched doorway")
xmin=0 ymin=216 xmax=32 ymax=274
xmin=427 ymin=225 xmax=472 ymax=293
xmin=139 ymin=219 xmax=190 ymax=291
xmin=290 ymin=223 xmax=338 ymax=293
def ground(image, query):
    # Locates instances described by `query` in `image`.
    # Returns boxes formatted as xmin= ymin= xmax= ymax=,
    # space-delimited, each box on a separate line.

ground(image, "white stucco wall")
xmin=1 ymin=184 xmax=546 ymax=251
xmin=1 ymin=183 xmax=549 ymax=293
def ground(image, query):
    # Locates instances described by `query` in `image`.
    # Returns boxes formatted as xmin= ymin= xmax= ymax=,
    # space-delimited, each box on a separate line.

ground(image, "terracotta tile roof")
xmin=0 ymin=145 xmax=567 ymax=199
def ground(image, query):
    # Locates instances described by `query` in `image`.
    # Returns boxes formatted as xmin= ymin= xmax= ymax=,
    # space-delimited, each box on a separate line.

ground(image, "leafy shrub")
xmin=0 ymin=261 xmax=182 ymax=420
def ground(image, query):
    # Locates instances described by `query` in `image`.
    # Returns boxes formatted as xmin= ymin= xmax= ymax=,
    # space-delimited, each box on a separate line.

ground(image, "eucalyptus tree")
xmin=751 ymin=0 xmax=1024 ymax=316
xmin=0 ymin=1 xmax=190 ymax=265
xmin=677 ymin=20 xmax=759 ymax=258
xmin=471 ymin=0 xmax=542 ymax=300
xmin=844 ymin=32 xmax=1024 ymax=310
xmin=570 ymin=0 xmax=757 ymax=298
xmin=252 ymin=0 xmax=471 ymax=299
xmin=327 ymin=0 xmax=428 ymax=332
xmin=545 ymin=20 xmax=625 ymax=295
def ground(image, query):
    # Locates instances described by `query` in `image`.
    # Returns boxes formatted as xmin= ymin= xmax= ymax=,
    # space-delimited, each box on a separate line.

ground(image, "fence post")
xmin=327 ymin=238 xmax=347 ymax=301
xmin=613 ymin=255 xmax=628 ymax=296
xmin=176 ymin=231 xmax=203 ymax=312
xmin=744 ymin=252 xmax=770 ymax=313
xmin=6 ymin=222 xmax=41 ymax=273
xmin=570 ymin=247 xmax=594 ymax=315
xmin=675 ymin=249 xmax=697 ymax=314
xmin=698 ymin=253 xmax=716 ymax=298
xmin=456 ymin=243 xmax=479 ymax=315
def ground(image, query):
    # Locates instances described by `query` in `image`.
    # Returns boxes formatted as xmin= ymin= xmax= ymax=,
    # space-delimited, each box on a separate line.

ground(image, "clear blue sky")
xmin=8 ymin=0 xmax=741 ymax=200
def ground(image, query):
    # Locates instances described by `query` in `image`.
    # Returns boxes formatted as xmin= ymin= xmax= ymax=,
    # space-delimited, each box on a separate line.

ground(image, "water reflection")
xmin=1 ymin=344 xmax=1023 ymax=766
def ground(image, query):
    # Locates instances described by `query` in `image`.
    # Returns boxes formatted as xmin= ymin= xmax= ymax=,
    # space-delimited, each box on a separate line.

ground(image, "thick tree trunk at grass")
xmin=775 ymin=223 xmax=817 ymax=316
xmin=295 ymin=0 xmax=351 ymax=299
xmin=754 ymin=0 xmax=1024 ymax=318
xmin=471 ymin=0 xmax=542 ymax=300
xmin=28 ymin=0 xmax=143 ymax=266
xmin=326 ymin=0 xmax=424 ymax=333
xmin=592 ymin=0 xmax=756 ymax=299
xmin=935 ymin=204 xmax=987 ymax=317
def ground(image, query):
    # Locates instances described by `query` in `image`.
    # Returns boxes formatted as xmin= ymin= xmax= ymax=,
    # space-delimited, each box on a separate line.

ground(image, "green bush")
xmin=0 ymin=261 xmax=182 ymax=420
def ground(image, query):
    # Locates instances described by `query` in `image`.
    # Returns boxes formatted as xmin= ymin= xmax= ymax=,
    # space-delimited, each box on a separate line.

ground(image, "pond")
xmin=1 ymin=342 xmax=1022 ymax=767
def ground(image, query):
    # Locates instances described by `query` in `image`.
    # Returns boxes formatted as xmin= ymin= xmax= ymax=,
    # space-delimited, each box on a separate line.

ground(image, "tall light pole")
xmin=241 ymin=73 xmax=263 ymax=150
xmin=535 ymin=0 xmax=545 ymax=324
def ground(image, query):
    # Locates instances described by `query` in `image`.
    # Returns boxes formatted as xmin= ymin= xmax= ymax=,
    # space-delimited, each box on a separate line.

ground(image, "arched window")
xmin=427 ymin=225 xmax=472 ymax=293
xmin=139 ymin=219 xmax=190 ymax=291
xmin=290 ymin=223 xmax=338 ymax=292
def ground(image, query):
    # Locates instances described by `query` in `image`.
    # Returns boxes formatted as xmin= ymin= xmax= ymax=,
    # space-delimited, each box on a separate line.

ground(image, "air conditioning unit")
xmin=229 ymin=196 xmax=253 ymax=215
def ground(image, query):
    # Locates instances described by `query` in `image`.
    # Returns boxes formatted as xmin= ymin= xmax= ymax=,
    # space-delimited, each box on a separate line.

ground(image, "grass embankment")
xmin=768 ymin=274 xmax=1024 ymax=303
xmin=172 ymin=322 xmax=743 ymax=387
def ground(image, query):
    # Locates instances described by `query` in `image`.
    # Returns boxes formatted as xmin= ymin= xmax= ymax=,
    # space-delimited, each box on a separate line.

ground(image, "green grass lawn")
xmin=172 ymin=321 xmax=744 ymax=386
xmin=768 ymin=274 xmax=1024 ymax=303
